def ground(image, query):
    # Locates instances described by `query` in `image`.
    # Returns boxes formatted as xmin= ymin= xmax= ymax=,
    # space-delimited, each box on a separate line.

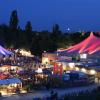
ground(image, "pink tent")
xmin=59 ymin=32 xmax=100 ymax=55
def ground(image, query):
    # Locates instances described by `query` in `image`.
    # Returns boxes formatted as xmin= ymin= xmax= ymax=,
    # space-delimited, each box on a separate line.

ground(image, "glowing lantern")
xmin=81 ymin=68 xmax=86 ymax=73
xmin=90 ymin=70 xmax=96 ymax=75
xmin=42 ymin=58 xmax=49 ymax=64
xmin=75 ymin=67 xmax=79 ymax=71
xmin=69 ymin=63 xmax=75 ymax=69
xmin=80 ymin=54 xmax=87 ymax=59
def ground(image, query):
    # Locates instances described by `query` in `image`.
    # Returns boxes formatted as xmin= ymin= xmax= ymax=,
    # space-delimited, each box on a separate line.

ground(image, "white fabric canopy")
xmin=0 ymin=45 xmax=13 ymax=56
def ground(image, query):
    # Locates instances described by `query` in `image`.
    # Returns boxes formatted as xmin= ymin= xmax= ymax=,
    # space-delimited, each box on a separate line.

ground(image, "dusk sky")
xmin=0 ymin=0 xmax=100 ymax=32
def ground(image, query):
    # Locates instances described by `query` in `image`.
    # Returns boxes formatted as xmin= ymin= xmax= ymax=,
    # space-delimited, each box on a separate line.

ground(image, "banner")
xmin=53 ymin=63 xmax=58 ymax=74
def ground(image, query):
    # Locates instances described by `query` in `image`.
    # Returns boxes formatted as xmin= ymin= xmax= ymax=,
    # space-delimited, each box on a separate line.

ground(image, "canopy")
xmin=0 ymin=78 xmax=21 ymax=85
xmin=0 ymin=45 xmax=13 ymax=56
xmin=0 ymin=74 xmax=8 ymax=80
xmin=58 ymin=32 xmax=100 ymax=55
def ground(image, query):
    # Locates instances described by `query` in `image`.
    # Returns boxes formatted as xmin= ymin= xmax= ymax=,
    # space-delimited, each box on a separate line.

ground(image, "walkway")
xmin=0 ymin=84 xmax=99 ymax=100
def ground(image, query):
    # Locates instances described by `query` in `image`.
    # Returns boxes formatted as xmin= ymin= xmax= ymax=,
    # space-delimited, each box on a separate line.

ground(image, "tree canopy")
xmin=0 ymin=10 xmax=100 ymax=57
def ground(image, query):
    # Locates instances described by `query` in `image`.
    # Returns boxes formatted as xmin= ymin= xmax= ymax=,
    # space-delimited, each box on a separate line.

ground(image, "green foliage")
xmin=25 ymin=21 xmax=33 ymax=47
xmin=25 ymin=21 xmax=32 ymax=32
xmin=0 ymin=10 xmax=100 ymax=57
xmin=9 ymin=10 xmax=19 ymax=30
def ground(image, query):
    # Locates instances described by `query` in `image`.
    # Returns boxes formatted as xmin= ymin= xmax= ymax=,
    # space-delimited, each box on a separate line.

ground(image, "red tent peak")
xmin=90 ymin=32 xmax=94 ymax=37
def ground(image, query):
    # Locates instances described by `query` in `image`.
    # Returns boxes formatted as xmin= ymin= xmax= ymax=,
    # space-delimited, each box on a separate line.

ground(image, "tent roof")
xmin=0 ymin=45 xmax=13 ymax=56
xmin=0 ymin=78 xmax=21 ymax=85
xmin=58 ymin=32 xmax=100 ymax=55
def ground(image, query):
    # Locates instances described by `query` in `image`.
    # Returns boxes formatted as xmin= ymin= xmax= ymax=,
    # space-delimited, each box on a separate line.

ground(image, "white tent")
xmin=0 ymin=45 xmax=13 ymax=57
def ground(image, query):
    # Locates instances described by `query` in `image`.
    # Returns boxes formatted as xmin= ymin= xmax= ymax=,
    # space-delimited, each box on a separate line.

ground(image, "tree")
xmin=30 ymin=33 xmax=42 ymax=57
xmin=25 ymin=21 xmax=33 ymax=47
xmin=51 ymin=24 xmax=62 ymax=50
xmin=9 ymin=10 xmax=19 ymax=30
xmin=52 ymin=24 xmax=59 ymax=34
xmin=25 ymin=21 xmax=32 ymax=32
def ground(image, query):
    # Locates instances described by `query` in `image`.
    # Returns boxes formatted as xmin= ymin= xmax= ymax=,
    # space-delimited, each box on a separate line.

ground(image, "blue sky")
xmin=0 ymin=0 xmax=100 ymax=32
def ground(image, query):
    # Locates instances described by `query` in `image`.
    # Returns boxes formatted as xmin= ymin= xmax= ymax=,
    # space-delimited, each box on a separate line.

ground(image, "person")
xmin=46 ymin=82 xmax=50 ymax=90
xmin=16 ymin=86 xmax=20 ymax=93
xmin=54 ymin=91 xmax=58 ymax=100
xmin=50 ymin=90 xmax=54 ymax=98
xmin=50 ymin=89 xmax=58 ymax=100
xmin=0 ymin=92 xmax=2 ymax=97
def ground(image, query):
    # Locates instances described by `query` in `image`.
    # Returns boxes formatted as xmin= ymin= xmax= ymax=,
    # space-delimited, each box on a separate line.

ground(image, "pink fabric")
xmin=60 ymin=32 xmax=100 ymax=54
